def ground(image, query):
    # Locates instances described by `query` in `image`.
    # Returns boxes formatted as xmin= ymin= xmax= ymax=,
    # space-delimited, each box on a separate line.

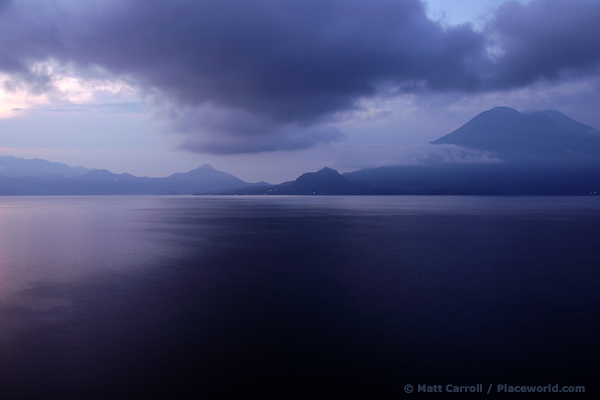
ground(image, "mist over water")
xmin=0 ymin=196 xmax=598 ymax=398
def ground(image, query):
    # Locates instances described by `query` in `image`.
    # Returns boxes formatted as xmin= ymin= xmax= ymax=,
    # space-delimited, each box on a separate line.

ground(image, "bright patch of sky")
xmin=0 ymin=61 xmax=138 ymax=117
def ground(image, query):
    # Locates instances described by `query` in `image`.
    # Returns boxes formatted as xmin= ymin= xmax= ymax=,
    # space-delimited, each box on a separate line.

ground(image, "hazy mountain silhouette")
xmin=343 ymin=163 xmax=600 ymax=195
xmin=0 ymin=155 xmax=90 ymax=178
xmin=340 ymin=107 xmax=600 ymax=195
xmin=3 ymin=107 xmax=600 ymax=196
xmin=220 ymin=167 xmax=364 ymax=195
xmin=432 ymin=107 xmax=600 ymax=164
xmin=218 ymin=107 xmax=599 ymax=196
xmin=541 ymin=110 xmax=600 ymax=137
xmin=77 ymin=169 xmax=138 ymax=181
xmin=289 ymin=167 xmax=356 ymax=194
xmin=164 ymin=164 xmax=253 ymax=193
xmin=0 ymin=163 xmax=264 ymax=195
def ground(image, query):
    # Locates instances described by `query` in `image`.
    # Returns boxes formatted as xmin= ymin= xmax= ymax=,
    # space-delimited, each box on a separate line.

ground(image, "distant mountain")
xmin=432 ymin=107 xmax=600 ymax=164
xmin=0 ymin=162 xmax=264 ymax=195
xmin=3 ymin=106 xmax=600 ymax=197
xmin=541 ymin=110 xmax=599 ymax=137
xmin=165 ymin=164 xmax=252 ymax=193
xmin=0 ymin=155 xmax=90 ymax=178
xmin=220 ymin=167 xmax=364 ymax=195
xmin=288 ymin=167 xmax=356 ymax=194
xmin=223 ymin=162 xmax=600 ymax=196
xmin=343 ymin=163 xmax=600 ymax=195
xmin=77 ymin=169 xmax=138 ymax=181
xmin=216 ymin=107 xmax=600 ymax=196
xmin=339 ymin=107 xmax=600 ymax=195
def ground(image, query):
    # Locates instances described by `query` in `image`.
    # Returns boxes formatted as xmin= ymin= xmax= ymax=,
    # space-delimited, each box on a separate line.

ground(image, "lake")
xmin=0 ymin=196 xmax=598 ymax=398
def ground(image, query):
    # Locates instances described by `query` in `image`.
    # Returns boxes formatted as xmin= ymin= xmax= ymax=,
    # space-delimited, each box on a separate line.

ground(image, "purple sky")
xmin=1 ymin=0 xmax=600 ymax=183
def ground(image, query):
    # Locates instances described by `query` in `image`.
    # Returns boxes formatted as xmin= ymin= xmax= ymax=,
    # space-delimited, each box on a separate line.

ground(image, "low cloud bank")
xmin=394 ymin=144 xmax=504 ymax=166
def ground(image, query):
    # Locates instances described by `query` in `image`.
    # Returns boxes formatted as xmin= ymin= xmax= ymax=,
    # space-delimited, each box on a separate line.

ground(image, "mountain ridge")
xmin=0 ymin=155 xmax=91 ymax=178
xmin=0 ymin=161 xmax=267 ymax=195
xmin=2 ymin=107 xmax=600 ymax=195
xmin=432 ymin=106 xmax=600 ymax=164
xmin=216 ymin=167 xmax=366 ymax=195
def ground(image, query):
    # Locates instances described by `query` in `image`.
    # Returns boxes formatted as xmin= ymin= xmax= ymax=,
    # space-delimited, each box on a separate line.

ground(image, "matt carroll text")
xmin=415 ymin=384 xmax=484 ymax=393
xmin=404 ymin=384 xmax=586 ymax=394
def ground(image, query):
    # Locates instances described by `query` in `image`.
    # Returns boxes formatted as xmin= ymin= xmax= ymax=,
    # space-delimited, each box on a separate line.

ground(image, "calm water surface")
xmin=0 ymin=196 xmax=598 ymax=398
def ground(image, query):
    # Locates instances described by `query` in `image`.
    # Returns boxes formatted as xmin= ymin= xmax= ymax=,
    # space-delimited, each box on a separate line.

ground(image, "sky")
xmin=1 ymin=0 xmax=600 ymax=183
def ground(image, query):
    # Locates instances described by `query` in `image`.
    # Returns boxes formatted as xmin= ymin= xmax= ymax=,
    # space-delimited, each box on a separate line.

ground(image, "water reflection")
xmin=0 ymin=196 xmax=598 ymax=398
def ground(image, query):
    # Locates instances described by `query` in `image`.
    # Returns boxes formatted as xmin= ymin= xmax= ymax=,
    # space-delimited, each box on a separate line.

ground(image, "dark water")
xmin=0 ymin=196 xmax=598 ymax=398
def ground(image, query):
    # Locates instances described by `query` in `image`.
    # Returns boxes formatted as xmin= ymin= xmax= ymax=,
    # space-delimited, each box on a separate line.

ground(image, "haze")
xmin=1 ymin=0 xmax=600 ymax=183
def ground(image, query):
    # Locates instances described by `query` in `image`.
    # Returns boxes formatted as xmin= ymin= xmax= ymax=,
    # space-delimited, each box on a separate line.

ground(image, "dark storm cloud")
xmin=179 ymin=124 xmax=344 ymax=155
xmin=34 ymin=0 xmax=486 ymax=121
xmin=0 ymin=0 xmax=599 ymax=153
xmin=170 ymin=105 xmax=345 ymax=154
xmin=490 ymin=0 xmax=600 ymax=88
